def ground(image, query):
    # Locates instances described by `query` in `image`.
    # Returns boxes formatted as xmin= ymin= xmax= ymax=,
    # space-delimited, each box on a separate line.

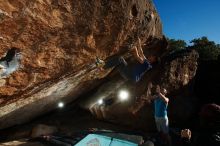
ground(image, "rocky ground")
xmin=0 ymin=105 xmax=139 ymax=145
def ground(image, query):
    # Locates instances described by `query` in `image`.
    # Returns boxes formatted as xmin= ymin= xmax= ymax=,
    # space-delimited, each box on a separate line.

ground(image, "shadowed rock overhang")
xmin=1 ymin=0 xmax=169 ymax=129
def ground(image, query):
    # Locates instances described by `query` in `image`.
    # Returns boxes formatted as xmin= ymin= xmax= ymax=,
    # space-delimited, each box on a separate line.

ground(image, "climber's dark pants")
xmin=103 ymin=56 xmax=152 ymax=82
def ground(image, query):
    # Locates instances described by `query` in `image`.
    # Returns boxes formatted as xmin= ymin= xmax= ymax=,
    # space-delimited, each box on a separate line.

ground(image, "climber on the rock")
xmin=0 ymin=47 xmax=21 ymax=78
xmin=96 ymin=37 xmax=152 ymax=83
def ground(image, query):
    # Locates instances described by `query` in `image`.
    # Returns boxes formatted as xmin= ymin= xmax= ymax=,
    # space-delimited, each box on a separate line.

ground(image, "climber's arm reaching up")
xmin=137 ymin=38 xmax=147 ymax=60
xmin=130 ymin=46 xmax=145 ymax=64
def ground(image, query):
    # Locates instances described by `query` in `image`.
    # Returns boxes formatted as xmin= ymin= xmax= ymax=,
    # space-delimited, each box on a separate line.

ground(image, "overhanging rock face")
xmin=0 ymin=0 xmax=165 ymax=129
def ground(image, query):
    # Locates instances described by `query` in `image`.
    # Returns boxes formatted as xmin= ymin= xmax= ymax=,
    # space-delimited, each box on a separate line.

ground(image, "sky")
xmin=153 ymin=0 xmax=220 ymax=44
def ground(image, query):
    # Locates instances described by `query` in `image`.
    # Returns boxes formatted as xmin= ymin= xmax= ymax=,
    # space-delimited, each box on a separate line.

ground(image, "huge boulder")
xmin=0 ymin=0 xmax=165 ymax=129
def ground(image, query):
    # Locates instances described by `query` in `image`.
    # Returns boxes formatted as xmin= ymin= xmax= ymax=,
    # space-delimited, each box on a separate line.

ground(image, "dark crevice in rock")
xmin=0 ymin=47 xmax=20 ymax=64
xmin=0 ymin=47 xmax=21 ymax=79
xmin=131 ymin=4 xmax=138 ymax=17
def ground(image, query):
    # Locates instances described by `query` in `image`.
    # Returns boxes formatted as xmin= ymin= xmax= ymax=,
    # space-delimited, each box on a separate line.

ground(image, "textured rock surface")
xmin=81 ymin=50 xmax=199 ymax=131
xmin=0 ymin=140 xmax=44 ymax=146
xmin=0 ymin=0 xmax=165 ymax=129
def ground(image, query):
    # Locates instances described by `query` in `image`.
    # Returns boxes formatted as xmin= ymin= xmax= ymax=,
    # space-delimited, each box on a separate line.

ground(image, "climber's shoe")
xmin=95 ymin=57 xmax=105 ymax=69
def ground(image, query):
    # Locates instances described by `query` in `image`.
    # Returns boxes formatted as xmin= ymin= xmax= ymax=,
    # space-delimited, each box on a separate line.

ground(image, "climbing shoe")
xmin=95 ymin=57 xmax=105 ymax=68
